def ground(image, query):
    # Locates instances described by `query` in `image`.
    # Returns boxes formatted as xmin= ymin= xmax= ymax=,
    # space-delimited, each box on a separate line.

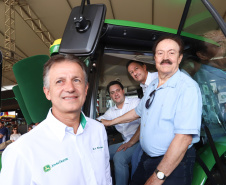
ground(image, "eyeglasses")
xmin=145 ymin=90 xmax=156 ymax=109
xmin=13 ymin=129 xmax=17 ymax=130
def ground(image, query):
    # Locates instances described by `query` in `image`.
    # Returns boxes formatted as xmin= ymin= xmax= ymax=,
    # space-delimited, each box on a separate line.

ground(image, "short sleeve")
xmin=174 ymin=85 xmax=202 ymax=143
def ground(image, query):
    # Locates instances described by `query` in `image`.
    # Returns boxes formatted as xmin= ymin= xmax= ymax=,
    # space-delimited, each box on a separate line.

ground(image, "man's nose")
xmin=163 ymin=53 xmax=169 ymax=60
xmin=65 ymin=81 xmax=75 ymax=92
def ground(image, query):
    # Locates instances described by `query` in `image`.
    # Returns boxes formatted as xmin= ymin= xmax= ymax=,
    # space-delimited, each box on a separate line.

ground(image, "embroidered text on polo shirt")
xmin=93 ymin=146 xmax=103 ymax=150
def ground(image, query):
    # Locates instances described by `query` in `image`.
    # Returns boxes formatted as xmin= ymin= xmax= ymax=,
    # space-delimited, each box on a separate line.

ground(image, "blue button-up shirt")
xmin=135 ymin=70 xmax=202 ymax=157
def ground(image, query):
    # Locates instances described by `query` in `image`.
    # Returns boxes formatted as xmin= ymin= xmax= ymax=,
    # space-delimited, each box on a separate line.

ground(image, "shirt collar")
xmin=140 ymin=72 xmax=151 ymax=89
xmin=47 ymin=109 xmax=87 ymax=141
xmin=157 ymin=69 xmax=181 ymax=89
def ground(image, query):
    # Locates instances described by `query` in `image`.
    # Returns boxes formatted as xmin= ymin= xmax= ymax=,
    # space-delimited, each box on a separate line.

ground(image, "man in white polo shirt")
xmin=0 ymin=54 xmax=112 ymax=185
xmin=126 ymin=60 xmax=158 ymax=95
xmin=97 ymin=81 xmax=140 ymax=185
xmin=126 ymin=60 xmax=158 ymax=176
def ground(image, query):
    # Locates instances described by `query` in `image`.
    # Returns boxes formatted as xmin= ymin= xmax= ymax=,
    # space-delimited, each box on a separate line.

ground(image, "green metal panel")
xmin=13 ymin=85 xmax=33 ymax=125
xmin=104 ymin=19 xmax=219 ymax=45
xmin=192 ymin=136 xmax=226 ymax=185
xmin=104 ymin=19 xmax=177 ymax=34
xmin=13 ymin=55 xmax=51 ymax=123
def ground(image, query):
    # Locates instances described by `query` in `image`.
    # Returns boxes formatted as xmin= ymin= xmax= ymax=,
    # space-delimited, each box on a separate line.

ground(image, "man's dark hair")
xmin=152 ymin=34 xmax=184 ymax=56
xmin=126 ymin=60 xmax=144 ymax=69
xmin=106 ymin=81 xmax=124 ymax=94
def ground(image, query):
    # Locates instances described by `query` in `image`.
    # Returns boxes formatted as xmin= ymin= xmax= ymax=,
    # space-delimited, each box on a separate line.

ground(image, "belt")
xmin=144 ymin=152 xmax=163 ymax=159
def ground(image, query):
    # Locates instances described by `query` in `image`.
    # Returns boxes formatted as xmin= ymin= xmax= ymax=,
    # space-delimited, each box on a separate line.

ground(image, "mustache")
xmin=160 ymin=59 xmax=172 ymax=65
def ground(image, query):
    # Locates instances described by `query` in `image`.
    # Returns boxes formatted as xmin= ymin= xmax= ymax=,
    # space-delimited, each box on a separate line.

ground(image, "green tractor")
xmin=3 ymin=0 xmax=226 ymax=184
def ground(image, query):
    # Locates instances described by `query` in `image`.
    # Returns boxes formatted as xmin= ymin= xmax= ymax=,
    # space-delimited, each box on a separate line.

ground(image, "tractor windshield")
xmin=181 ymin=0 xmax=226 ymax=141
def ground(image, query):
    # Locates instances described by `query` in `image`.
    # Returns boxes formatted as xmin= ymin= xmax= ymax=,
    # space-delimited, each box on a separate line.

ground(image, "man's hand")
xmin=144 ymin=134 xmax=192 ymax=185
xmin=144 ymin=173 xmax=164 ymax=185
xmin=116 ymin=142 xmax=133 ymax=152
xmin=100 ymin=119 xmax=113 ymax=126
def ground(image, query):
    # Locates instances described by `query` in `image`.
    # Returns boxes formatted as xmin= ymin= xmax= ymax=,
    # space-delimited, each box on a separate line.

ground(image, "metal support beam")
xmin=15 ymin=0 xmax=55 ymax=48
xmin=0 ymin=46 xmax=23 ymax=71
xmin=4 ymin=0 xmax=16 ymax=59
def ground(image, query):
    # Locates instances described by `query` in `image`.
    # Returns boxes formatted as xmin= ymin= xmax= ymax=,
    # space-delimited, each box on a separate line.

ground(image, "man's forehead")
xmin=156 ymin=39 xmax=180 ymax=51
xmin=110 ymin=84 xmax=122 ymax=91
xmin=128 ymin=62 xmax=143 ymax=70
xmin=50 ymin=61 xmax=83 ymax=75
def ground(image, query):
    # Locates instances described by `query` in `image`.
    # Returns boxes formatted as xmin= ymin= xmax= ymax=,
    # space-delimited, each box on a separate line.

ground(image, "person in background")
xmin=10 ymin=125 xmax=21 ymax=142
xmin=5 ymin=123 xmax=11 ymax=141
xmin=0 ymin=54 xmax=112 ymax=185
xmin=0 ymin=122 xmax=8 ymax=144
xmin=32 ymin=122 xmax=39 ymax=129
xmin=97 ymin=80 xmax=140 ymax=185
xmin=101 ymin=34 xmax=202 ymax=185
xmin=182 ymin=30 xmax=226 ymax=123
xmin=126 ymin=60 xmax=158 ymax=176
xmin=27 ymin=125 xmax=33 ymax=132
xmin=127 ymin=60 xmax=158 ymax=95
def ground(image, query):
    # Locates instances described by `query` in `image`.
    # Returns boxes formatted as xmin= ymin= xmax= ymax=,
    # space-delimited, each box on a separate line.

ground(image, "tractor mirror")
xmin=59 ymin=4 xmax=106 ymax=56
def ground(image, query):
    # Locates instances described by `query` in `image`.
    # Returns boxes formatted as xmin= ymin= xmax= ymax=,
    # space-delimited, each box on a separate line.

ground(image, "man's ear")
xmin=143 ymin=64 xmax=147 ymax=71
xmin=196 ymin=51 xmax=210 ymax=61
xmin=43 ymin=87 xmax=51 ymax=101
xmin=178 ymin=54 xmax=183 ymax=64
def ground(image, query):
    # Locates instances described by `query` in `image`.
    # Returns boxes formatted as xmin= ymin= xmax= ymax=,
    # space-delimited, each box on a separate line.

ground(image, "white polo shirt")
xmin=97 ymin=97 xmax=140 ymax=143
xmin=140 ymin=72 xmax=158 ymax=94
xmin=0 ymin=109 xmax=112 ymax=185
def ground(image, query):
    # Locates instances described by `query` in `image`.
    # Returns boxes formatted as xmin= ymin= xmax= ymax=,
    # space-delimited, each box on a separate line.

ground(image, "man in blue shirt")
xmin=0 ymin=122 xmax=8 ymax=144
xmin=101 ymin=34 xmax=202 ymax=185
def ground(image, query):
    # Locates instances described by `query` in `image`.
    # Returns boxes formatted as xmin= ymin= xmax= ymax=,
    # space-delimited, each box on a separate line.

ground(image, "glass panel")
xmin=181 ymin=0 xmax=226 ymax=140
xmin=182 ymin=0 xmax=220 ymax=35
xmin=193 ymin=30 xmax=226 ymax=140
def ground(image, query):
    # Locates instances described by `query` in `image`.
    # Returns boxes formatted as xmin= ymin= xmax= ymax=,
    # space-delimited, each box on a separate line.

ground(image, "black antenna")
xmin=74 ymin=0 xmax=91 ymax=32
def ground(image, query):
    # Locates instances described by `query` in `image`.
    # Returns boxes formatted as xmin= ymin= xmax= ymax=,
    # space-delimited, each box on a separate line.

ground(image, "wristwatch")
xmin=155 ymin=169 xmax=167 ymax=180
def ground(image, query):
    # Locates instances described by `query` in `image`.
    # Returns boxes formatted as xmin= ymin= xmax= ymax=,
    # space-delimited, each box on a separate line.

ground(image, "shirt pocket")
xmin=161 ymin=103 xmax=176 ymax=121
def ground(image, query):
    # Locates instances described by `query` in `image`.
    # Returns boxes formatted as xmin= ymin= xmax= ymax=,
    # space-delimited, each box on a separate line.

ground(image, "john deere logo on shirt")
xmin=43 ymin=158 xmax=68 ymax=172
xmin=43 ymin=165 xmax=51 ymax=172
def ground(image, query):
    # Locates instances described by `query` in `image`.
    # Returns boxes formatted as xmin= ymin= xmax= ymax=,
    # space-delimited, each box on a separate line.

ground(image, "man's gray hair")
xmin=43 ymin=54 xmax=88 ymax=88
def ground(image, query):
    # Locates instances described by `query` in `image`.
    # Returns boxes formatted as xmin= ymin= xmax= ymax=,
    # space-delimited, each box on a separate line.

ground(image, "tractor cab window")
xmin=181 ymin=0 xmax=226 ymax=142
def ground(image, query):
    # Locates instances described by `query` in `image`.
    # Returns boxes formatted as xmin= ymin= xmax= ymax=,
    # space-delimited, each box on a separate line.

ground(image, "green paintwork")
xmin=49 ymin=44 xmax=60 ymax=56
xmin=184 ymin=11 xmax=212 ymax=29
xmin=104 ymin=19 xmax=219 ymax=45
xmin=49 ymin=19 xmax=219 ymax=56
xmin=192 ymin=136 xmax=226 ymax=185
xmin=104 ymin=19 xmax=177 ymax=34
